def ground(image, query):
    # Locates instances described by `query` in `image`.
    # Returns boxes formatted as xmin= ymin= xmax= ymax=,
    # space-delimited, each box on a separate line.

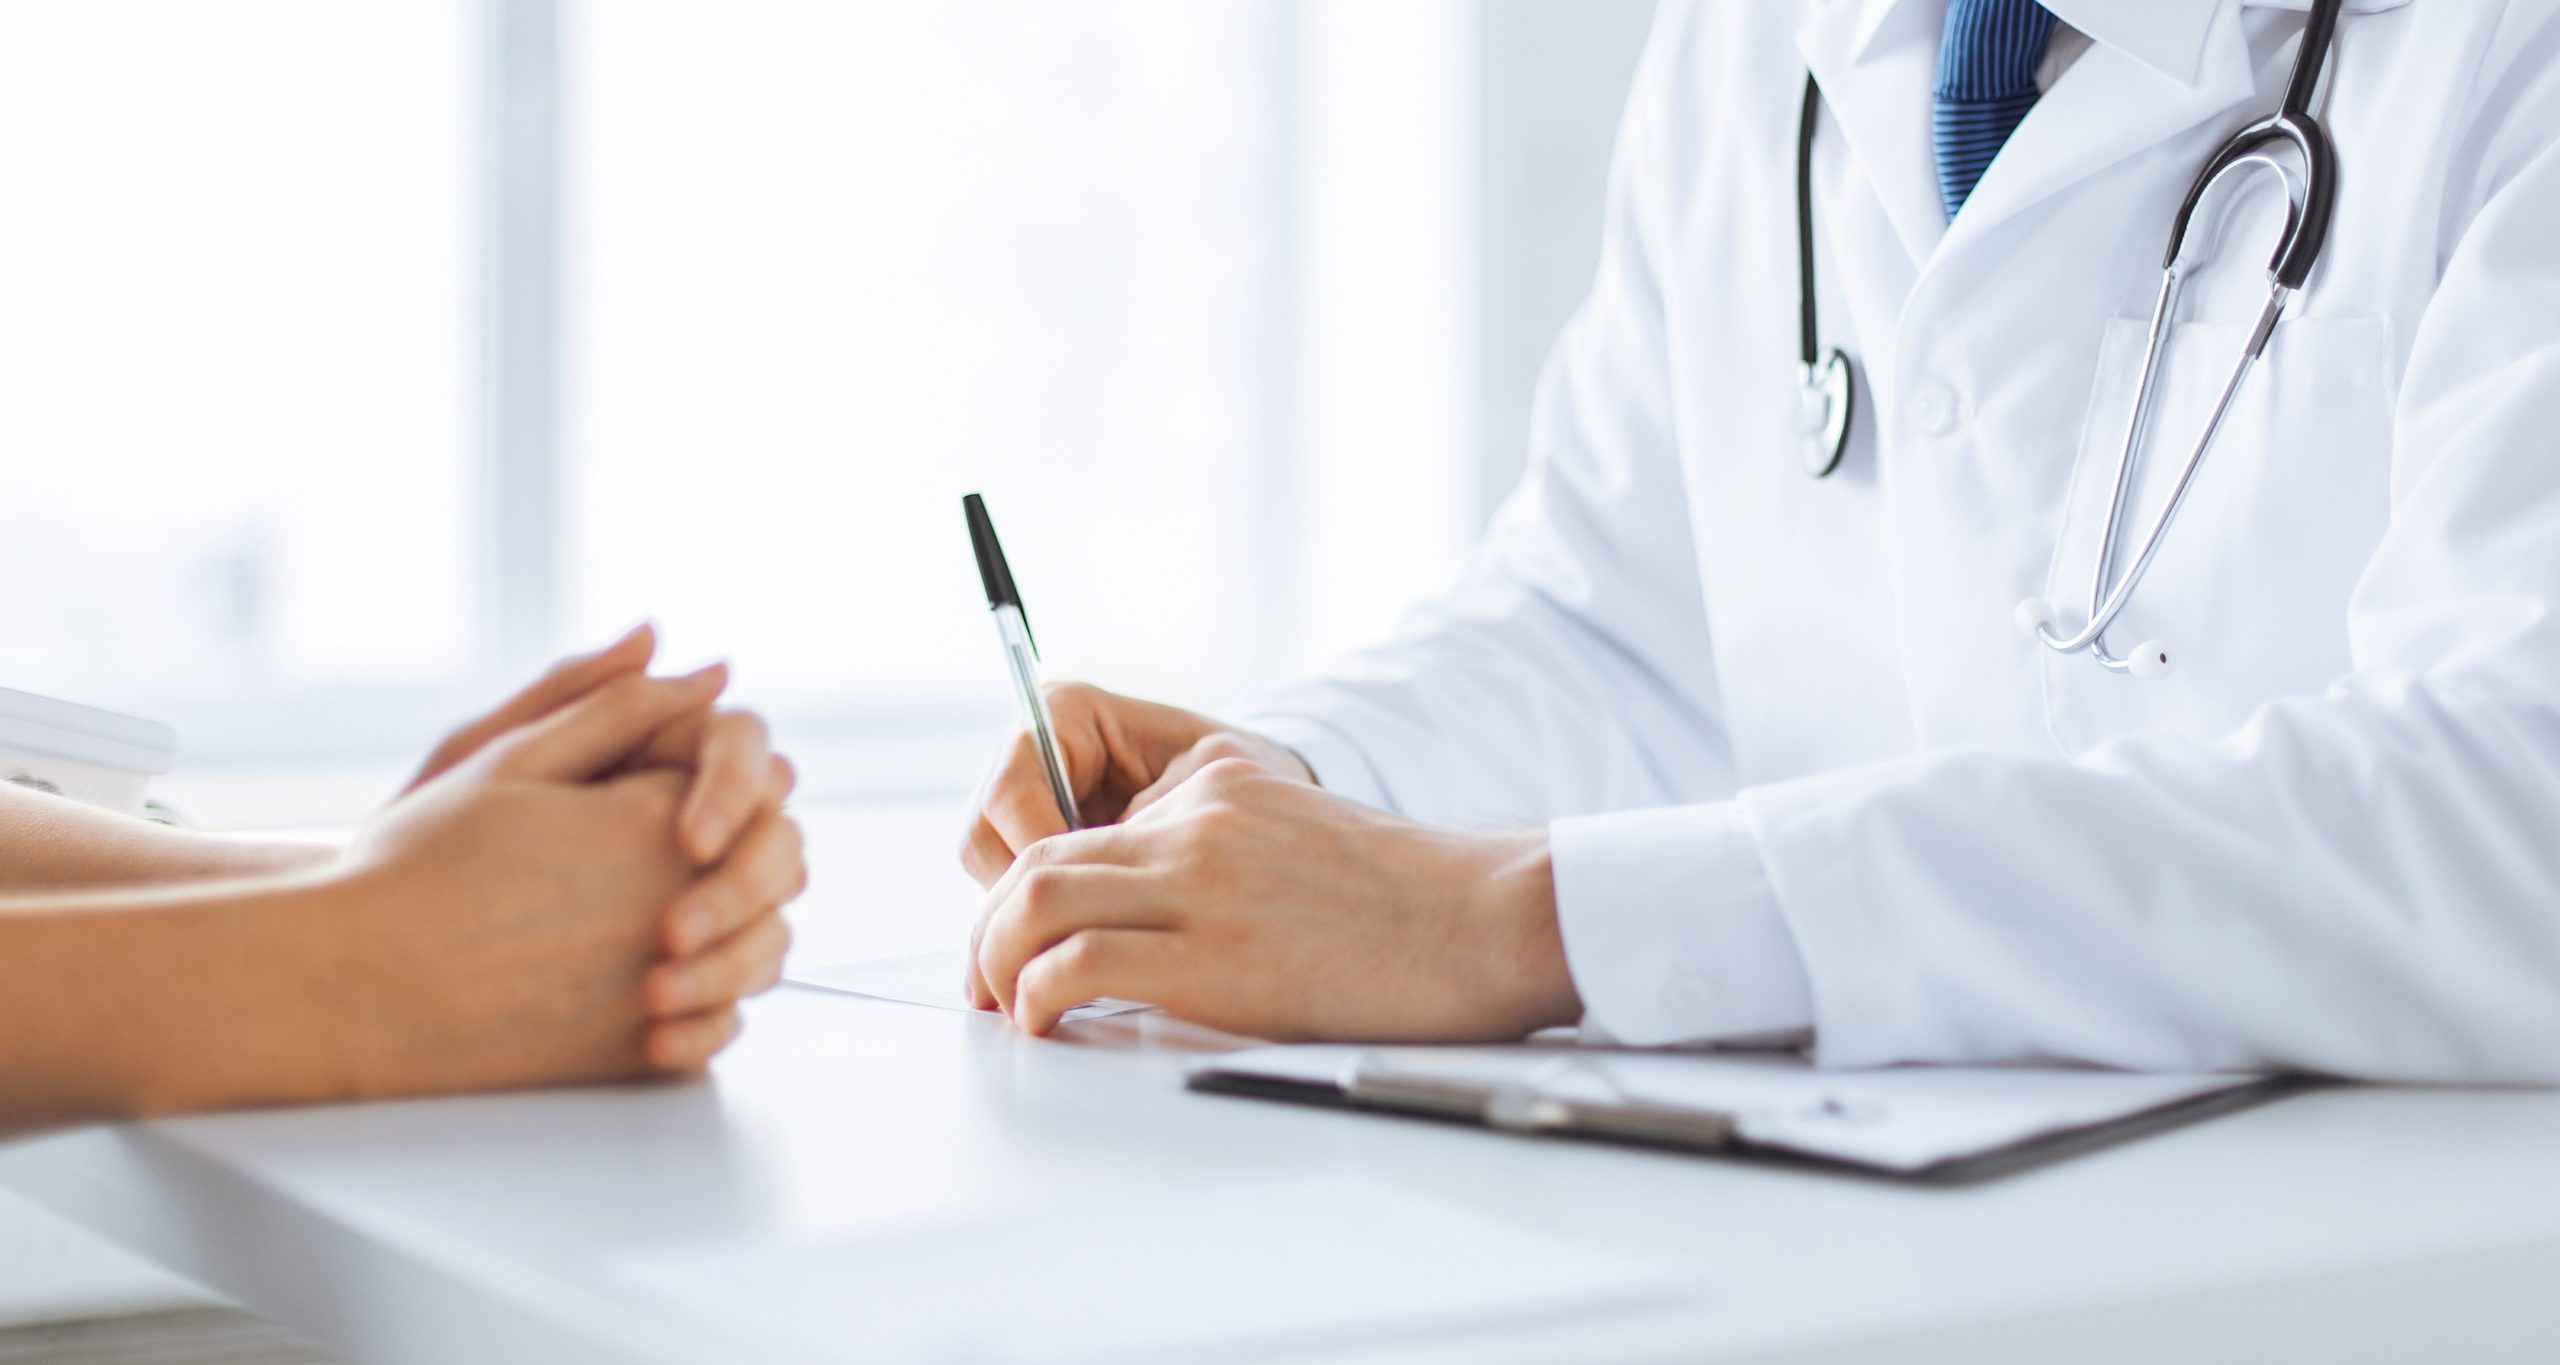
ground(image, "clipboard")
xmin=1188 ymin=1045 xmax=2298 ymax=1185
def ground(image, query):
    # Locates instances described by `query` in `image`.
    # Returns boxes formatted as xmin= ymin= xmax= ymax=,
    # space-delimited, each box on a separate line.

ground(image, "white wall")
xmin=1285 ymin=0 xmax=1657 ymax=667
xmin=1472 ymin=0 xmax=1659 ymax=520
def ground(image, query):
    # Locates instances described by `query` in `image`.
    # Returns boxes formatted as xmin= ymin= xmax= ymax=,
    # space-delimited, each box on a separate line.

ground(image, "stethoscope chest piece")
xmin=1797 ymin=348 xmax=1853 ymax=478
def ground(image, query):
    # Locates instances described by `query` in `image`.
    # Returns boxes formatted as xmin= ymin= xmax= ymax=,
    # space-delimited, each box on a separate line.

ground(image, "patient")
xmin=0 ymin=624 xmax=805 ymax=1135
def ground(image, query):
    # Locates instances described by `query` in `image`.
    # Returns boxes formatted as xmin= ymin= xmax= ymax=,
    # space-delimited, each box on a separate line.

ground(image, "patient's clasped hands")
xmin=334 ymin=622 xmax=805 ymax=1097
xmin=0 ymin=622 xmax=804 ymax=1131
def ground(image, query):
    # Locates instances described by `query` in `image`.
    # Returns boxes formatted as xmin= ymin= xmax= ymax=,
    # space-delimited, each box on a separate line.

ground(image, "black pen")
xmin=963 ymin=494 xmax=1082 ymax=830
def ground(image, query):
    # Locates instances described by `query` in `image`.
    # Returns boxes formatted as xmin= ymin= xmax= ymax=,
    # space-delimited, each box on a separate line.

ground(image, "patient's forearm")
xmin=0 ymin=783 xmax=330 ymax=892
xmin=0 ymin=874 xmax=350 ymax=1134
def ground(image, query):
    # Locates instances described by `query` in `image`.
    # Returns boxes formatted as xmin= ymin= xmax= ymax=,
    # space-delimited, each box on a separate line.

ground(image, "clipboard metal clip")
xmin=1336 ymin=1052 xmax=1737 ymax=1152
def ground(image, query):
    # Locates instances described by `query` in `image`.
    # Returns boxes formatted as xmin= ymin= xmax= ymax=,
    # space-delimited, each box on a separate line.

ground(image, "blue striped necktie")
xmin=1933 ymin=0 xmax=2059 ymax=217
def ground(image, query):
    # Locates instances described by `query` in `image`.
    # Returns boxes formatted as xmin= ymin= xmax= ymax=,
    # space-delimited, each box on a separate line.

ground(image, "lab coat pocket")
xmin=2038 ymin=315 xmax=2396 ymax=754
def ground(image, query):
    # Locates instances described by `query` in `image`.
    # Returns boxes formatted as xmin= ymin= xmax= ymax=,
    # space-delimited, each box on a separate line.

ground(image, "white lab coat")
xmin=1237 ymin=0 xmax=2560 ymax=1081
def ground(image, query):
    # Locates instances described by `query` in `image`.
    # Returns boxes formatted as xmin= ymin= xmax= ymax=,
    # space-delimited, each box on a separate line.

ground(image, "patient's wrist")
xmin=186 ymin=835 xmax=339 ymax=884
xmin=121 ymin=869 xmax=368 ymax=1117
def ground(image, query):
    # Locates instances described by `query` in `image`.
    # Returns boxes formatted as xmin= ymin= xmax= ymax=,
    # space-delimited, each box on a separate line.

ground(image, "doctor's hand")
xmin=967 ymin=760 xmax=1582 ymax=1041
xmin=956 ymin=683 xmax=1313 ymax=888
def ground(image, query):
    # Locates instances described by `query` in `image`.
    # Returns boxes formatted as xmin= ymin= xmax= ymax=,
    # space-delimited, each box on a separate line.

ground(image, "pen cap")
xmin=962 ymin=493 xmax=1022 ymax=610
xmin=962 ymin=493 xmax=1039 ymax=656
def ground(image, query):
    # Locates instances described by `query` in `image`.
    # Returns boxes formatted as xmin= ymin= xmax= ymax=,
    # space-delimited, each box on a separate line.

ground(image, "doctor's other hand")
xmin=970 ymin=760 xmax=1582 ymax=1041
xmin=957 ymin=683 xmax=1312 ymax=887
xmin=324 ymin=670 xmax=796 ymax=1098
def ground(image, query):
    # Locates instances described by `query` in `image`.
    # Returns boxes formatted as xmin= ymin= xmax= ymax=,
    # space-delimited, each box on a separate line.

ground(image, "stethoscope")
xmin=1793 ymin=0 xmax=2345 ymax=678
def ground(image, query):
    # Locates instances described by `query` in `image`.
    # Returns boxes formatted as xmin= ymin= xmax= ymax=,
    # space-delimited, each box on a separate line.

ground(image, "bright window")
xmin=0 ymin=2 xmax=476 ymax=711
xmin=564 ymin=2 xmax=1292 ymax=713
xmin=0 ymin=0 xmax=1650 ymax=821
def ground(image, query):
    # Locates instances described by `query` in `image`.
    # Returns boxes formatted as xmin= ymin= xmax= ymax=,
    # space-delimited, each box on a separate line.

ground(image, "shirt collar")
xmin=1852 ymin=0 xmax=2223 ymax=87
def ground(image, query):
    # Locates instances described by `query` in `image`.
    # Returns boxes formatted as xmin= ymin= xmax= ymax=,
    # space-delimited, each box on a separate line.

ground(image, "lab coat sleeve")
xmin=1235 ymin=1 xmax=1734 ymax=833
xmin=1740 ymin=40 xmax=2560 ymax=1082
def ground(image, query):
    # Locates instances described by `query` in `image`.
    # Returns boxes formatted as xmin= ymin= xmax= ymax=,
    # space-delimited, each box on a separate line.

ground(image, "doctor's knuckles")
xmin=956 ymin=683 xmax=1314 ymax=889
xmin=972 ymin=760 xmax=1577 ymax=1042
xmin=957 ymin=684 xmax=1317 ymax=1012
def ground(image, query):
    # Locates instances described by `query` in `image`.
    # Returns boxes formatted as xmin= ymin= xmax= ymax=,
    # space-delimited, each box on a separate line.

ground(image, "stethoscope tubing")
xmin=1792 ymin=0 xmax=2348 ymax=676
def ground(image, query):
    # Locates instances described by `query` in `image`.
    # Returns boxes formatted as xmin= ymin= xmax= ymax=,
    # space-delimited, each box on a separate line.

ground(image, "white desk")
xmin=6 ymin=800 xmax=2560 ymax=1364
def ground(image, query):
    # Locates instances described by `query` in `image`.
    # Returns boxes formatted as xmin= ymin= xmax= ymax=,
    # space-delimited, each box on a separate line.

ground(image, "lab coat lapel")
xmin=1937 ymin=4 xmax=2258 ymax=263
xmin=1796 ymin=0 xmax=1946 ymax=268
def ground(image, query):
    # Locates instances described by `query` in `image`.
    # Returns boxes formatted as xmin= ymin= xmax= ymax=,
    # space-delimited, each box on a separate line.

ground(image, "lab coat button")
xmin=1908 ymin=379 xmax=1960 ymax=437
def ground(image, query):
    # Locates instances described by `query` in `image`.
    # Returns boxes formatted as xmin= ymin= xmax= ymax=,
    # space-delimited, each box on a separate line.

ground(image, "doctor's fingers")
xmin=977 ymin=729 xmax=1091 ymax=868
xmin=1012 ymin=929 xmax=1181 ymax=1036
xmin=964 ymin=821 xmax=1150 ymax=1005
xmin=1118 ymin=731 xmax=1297 ymax=823
xmin=957 ymin=728 xmax=1084 ymax=886
xmin=959 ymin=813 xmax=1020 ymax=888
xmin=976 ymin=863 xmax=1179 ymax=1017
xmin=662 ymin=808 xmax=807 ymax=957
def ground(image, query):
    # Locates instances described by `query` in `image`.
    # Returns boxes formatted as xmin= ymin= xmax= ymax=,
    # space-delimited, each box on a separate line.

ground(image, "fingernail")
xmin=655 ymin=966 xmax=694 ymax=1010
xmin=676 ymin=903 xmax=717 ymax=952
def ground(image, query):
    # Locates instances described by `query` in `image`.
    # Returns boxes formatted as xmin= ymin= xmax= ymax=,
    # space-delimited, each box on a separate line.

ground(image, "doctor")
xmin=961 ymin=0 xmax=2560 ymax=1081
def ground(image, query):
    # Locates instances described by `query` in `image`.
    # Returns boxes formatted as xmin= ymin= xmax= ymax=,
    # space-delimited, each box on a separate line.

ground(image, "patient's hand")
xmin=407 ymin=622 xmax=795 ymax=864
xmin=326 ymin=669 xmax=802 ymax=1095
xmin=404 ymin=624 xmax=804 ymax=958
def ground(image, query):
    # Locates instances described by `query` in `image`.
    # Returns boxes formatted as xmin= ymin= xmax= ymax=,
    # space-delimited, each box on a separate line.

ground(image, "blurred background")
xmin=0 ymin=0 xmax=1655 ymax=827
xmin=0 ymin=0 xmax=1655 ymax=1326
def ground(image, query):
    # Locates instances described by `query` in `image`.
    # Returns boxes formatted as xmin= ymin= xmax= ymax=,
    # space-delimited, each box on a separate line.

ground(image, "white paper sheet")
xmin=787 ymin=949 xmax=1152 ymax=1023
xmin=1206 ymin=1044 xmax=2267 ymax=1174
xmin=607 ymin=1172 xmax=1689 ymax=1365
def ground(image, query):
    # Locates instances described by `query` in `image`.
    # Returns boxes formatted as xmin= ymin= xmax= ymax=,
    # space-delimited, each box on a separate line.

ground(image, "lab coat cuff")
xmin=1736 ymin=768 xmax=1933 ymax=1070
xmin=1230 ymin=712 xmax=1393 ymax=812
xmin=1550 ymin=804 xmax=1816 ymax=1047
